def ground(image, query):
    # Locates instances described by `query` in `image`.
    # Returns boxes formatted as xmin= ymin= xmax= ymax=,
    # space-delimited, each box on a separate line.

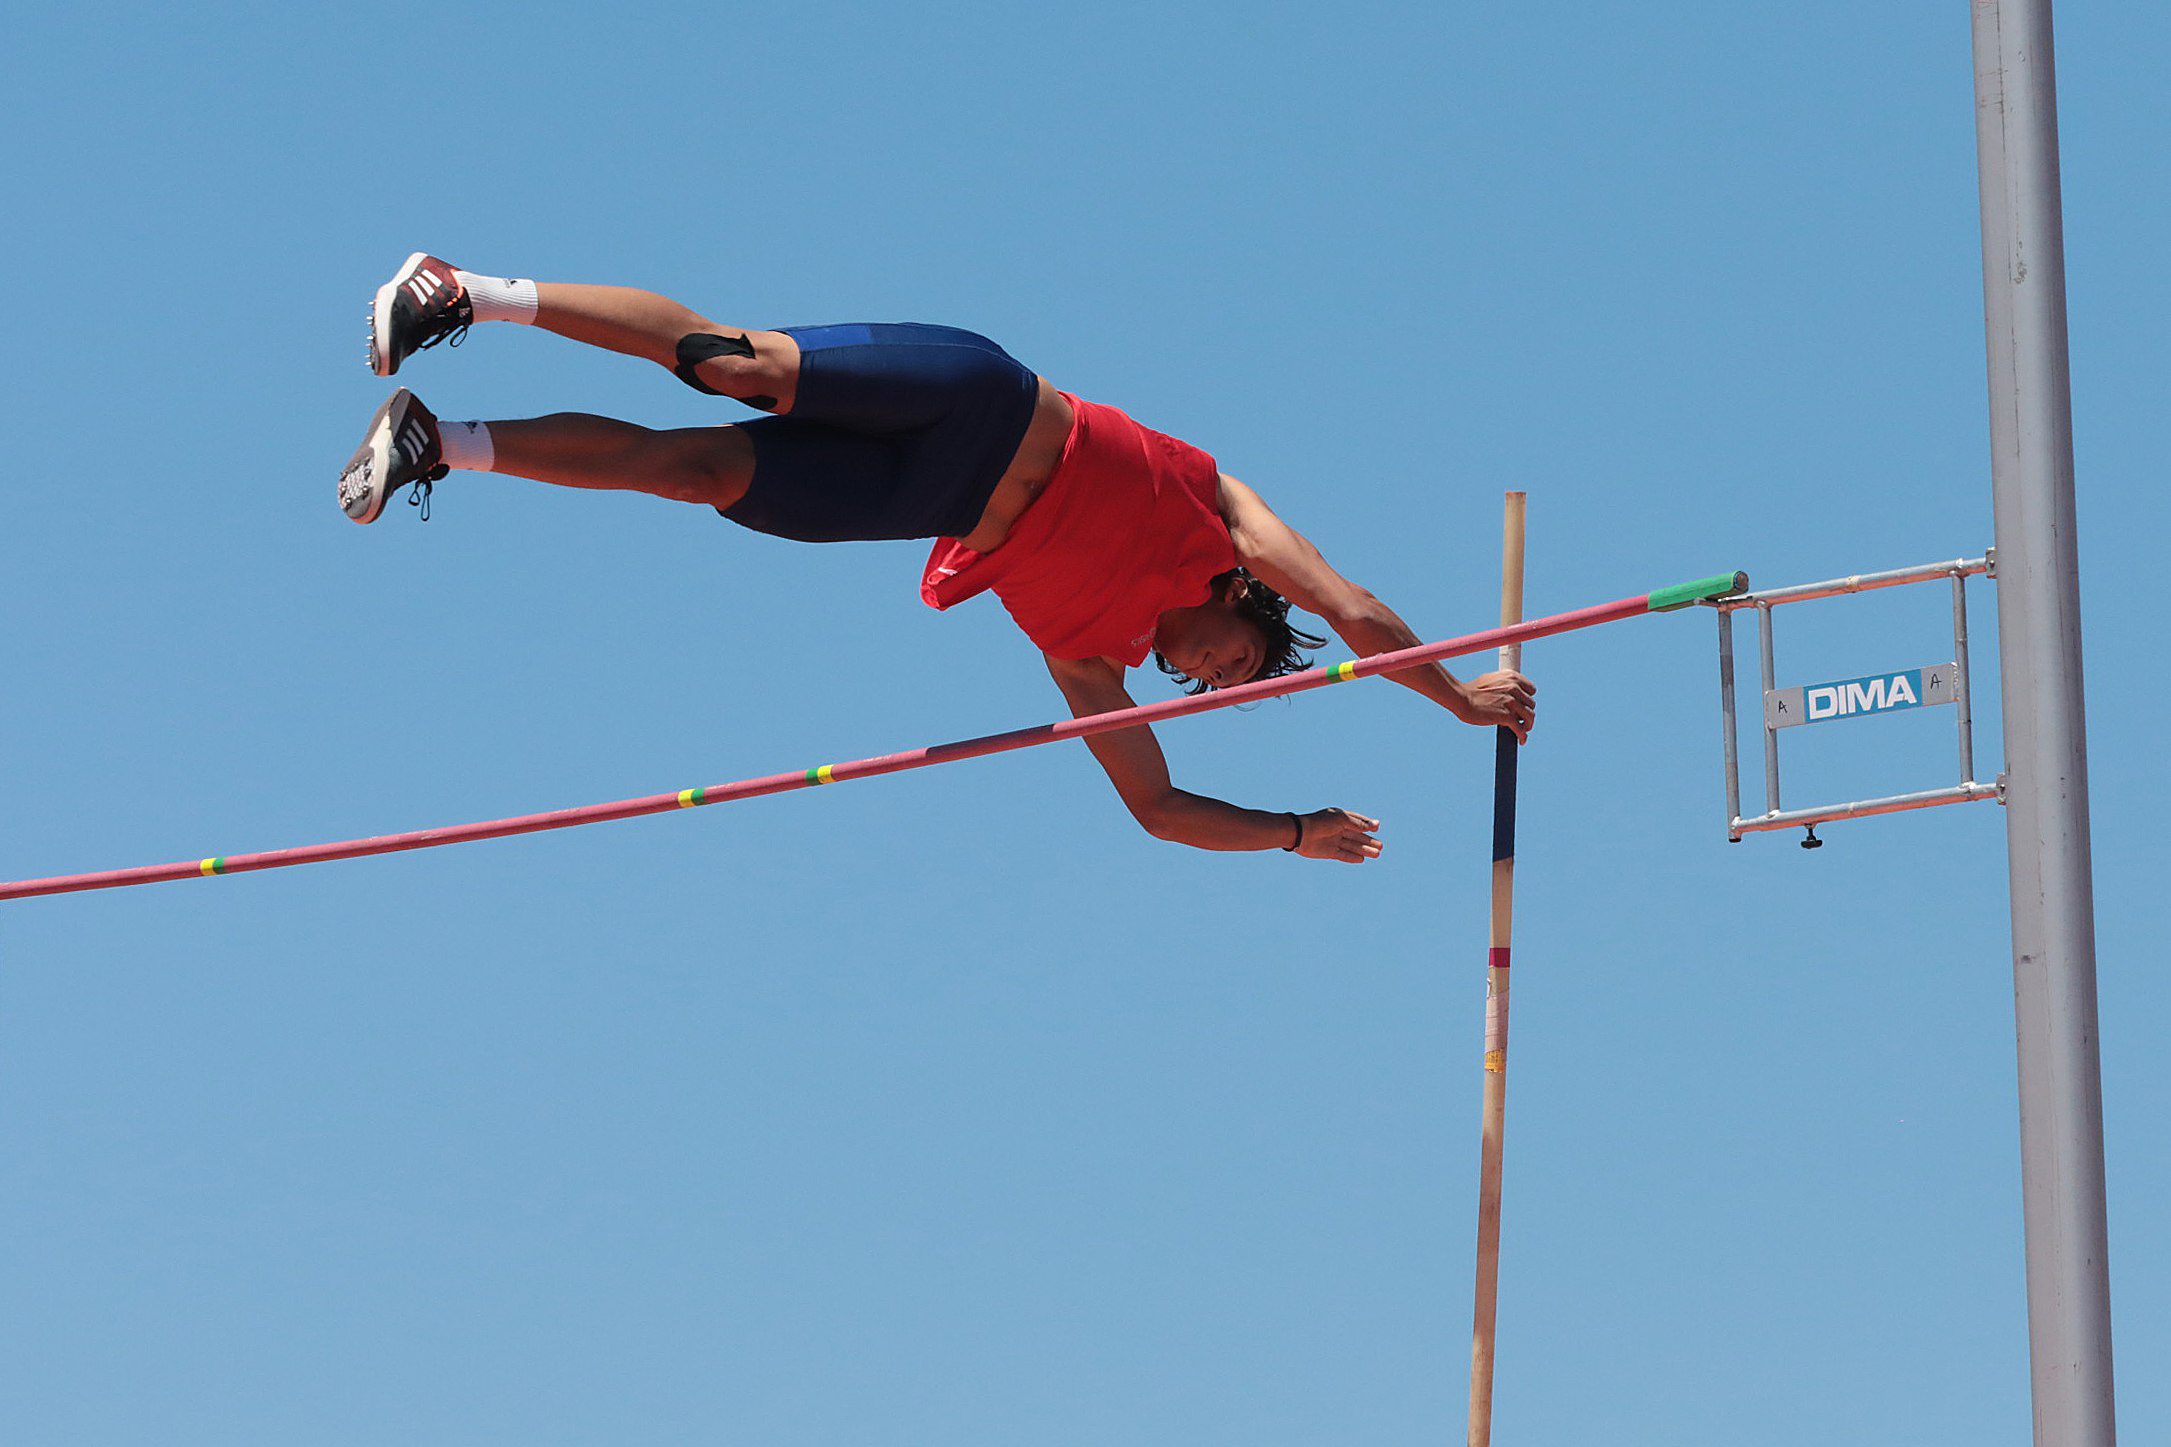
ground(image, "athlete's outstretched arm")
xmin=1043 ymin=655 xmax=1384 ymax=862
xmin=1218 ymin=474 xmax=1536 ymax=740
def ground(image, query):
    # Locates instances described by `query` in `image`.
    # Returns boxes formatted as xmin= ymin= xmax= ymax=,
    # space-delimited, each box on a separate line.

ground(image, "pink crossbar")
xmin=0 ymin=593 xmax=1656 ymax=902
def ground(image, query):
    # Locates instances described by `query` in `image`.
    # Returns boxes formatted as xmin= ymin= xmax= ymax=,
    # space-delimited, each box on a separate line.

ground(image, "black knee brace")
xmin=674 ymin=333 xmax=777 ymax=411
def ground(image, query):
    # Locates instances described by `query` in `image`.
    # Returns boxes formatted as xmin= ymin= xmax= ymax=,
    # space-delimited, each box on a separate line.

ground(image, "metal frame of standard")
xmin=1719 ymin=6 xmax=2113 ymax=1436
xmin=1713 ymin=4 xmax=2112 ymax=1439
xmin=1714 ymin=554 xmax=2001 ymax=846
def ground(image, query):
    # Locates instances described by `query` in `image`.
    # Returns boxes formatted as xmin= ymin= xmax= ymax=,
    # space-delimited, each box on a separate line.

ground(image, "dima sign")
xmin=1764 ymin=664 xmax=1957 ymax=731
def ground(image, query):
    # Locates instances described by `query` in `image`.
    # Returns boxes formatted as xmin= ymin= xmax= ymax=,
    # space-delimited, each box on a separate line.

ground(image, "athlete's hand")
xmin=1456 ymin=670 xmax=1537 ymax=742
xmin=1296 ymin=809 xmax=1384 ymax=864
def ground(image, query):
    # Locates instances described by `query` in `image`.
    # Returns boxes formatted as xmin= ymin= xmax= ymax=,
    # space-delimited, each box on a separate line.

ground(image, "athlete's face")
xmin=1155 ymin=590 xmax=1266 ymax=689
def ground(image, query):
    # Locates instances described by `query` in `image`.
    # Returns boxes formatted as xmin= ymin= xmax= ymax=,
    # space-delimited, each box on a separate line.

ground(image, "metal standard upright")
xmin=1971 ymin=1 xmax=2115 ymax=1441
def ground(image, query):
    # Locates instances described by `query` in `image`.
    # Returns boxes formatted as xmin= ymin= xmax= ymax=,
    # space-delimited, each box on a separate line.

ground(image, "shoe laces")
xmin=416 ymin=315 xmax=471 ymax=355
xmin=405 ymin=462 xmax=450 ymax=521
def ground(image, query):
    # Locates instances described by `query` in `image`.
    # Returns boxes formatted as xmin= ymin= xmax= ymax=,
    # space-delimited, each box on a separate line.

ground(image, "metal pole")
xmin=1716 ymin=555 xmax=1991 ymax=611
xmin=1467 ymin=491 xmax=1526 ymax=1447
xmin=1971 ymin=2 xmax=2115 ymax=1442
xmin=1718 ymin=608 xmax=1743 ymax=839
xmin=1728 ymin=782 xmax=1999 ymax=837
xmin=1953 ymin=572 xmax=1977 ymax=785
xmin=1756 ymin=604 xmax=1782 ymax=815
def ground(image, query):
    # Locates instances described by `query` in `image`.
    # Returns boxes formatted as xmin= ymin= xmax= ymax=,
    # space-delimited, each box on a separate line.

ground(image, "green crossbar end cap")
xmin=1648 ymin=570 xmax=1750 ymax=613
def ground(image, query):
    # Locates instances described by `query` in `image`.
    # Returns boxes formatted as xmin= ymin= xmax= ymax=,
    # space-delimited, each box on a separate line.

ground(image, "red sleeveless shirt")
xmin=920 ymin=393 xmax=1237 ymax=665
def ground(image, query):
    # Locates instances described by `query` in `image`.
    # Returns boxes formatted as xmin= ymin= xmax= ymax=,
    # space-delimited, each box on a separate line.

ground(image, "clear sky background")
xmin=2 ymin=3 xmax=2163 ymax=1443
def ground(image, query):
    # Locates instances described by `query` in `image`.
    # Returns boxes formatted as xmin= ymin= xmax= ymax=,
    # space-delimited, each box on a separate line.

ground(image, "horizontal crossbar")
xmin=0 ymin=570 xmax=1746 ymax=903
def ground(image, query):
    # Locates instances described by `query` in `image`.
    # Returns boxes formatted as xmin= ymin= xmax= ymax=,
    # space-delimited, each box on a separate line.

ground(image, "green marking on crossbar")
xmin=1647 ymin=571 xmax=1749 ymax=613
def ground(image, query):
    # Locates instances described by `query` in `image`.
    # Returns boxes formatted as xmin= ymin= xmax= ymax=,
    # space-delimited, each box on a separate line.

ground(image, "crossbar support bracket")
xmin=1717 ymin=554 xmax=1998 ymax=844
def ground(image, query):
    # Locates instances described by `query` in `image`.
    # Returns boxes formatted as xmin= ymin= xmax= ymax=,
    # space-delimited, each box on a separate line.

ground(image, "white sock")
xmin=456 ymin=271 xmax=540 ymax=325
xmin=437 ymin=419 xmax=495 ymax=472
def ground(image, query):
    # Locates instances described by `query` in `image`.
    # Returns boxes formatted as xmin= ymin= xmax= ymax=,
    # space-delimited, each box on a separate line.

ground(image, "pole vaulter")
xmin=0 ymin=576 xmax=1739 ymax=904
xmin=344 ymin=257 xmax=1559 ymax=867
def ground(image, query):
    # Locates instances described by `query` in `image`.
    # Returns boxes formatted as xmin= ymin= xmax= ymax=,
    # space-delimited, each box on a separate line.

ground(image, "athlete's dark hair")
xmin=1154 ymin=568 xmax=1329 ymax=695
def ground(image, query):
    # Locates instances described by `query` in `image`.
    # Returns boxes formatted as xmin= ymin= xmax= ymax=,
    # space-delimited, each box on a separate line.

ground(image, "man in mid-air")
xmin=339 ymin=254 xmax=1537 ymax=863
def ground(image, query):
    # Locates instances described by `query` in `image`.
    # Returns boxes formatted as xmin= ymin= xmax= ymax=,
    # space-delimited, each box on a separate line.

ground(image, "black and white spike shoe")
xmin=339 ymin=388 xmax=447 ymax=524
xmin=368 ymin=252 xmax=473 ymax=377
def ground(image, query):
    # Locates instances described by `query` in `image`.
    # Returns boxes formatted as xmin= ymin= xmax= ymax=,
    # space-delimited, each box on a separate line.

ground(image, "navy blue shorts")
xmin=721 ymin=323 xmax=1039 ymax=543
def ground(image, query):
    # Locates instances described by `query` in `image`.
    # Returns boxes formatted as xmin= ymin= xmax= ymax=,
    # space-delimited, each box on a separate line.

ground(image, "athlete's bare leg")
xmin=530 ymin=284 xmax=803 ymax=413
xmin=482 ymin=413 xmax=754 ymax=510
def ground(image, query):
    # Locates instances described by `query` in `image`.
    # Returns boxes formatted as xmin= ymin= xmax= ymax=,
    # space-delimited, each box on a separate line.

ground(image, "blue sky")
xmin=2 ymin=3 xmax=2163 ymax=1443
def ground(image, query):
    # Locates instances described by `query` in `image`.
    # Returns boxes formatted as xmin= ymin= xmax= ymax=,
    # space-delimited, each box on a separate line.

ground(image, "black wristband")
xmin=1282 ymin=812 xmax=1304 ymax=852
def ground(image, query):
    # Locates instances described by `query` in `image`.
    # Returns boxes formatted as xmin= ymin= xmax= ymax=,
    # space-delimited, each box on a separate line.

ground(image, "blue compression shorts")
xmin=721 ymin=323 xmax=1040 ymax=543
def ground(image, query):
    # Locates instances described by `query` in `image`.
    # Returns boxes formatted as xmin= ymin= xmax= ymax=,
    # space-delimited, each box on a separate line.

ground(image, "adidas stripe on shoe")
xmin=368 ymin=252 xmax=473 ymax=377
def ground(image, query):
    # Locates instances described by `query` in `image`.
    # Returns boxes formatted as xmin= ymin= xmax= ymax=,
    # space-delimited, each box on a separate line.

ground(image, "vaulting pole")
xmin=1467 ymin=492 xmax=1526 ymax=1447
xmin=1970 ymin=2 xmax=2116 ymax=1440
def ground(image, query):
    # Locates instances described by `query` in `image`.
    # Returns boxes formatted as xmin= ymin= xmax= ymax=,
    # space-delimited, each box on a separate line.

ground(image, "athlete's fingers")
xmin=1333 ymin=834 xmax=1383 ymax=862
xmin=1301 ymin=810 xmax=1382 ymax=861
